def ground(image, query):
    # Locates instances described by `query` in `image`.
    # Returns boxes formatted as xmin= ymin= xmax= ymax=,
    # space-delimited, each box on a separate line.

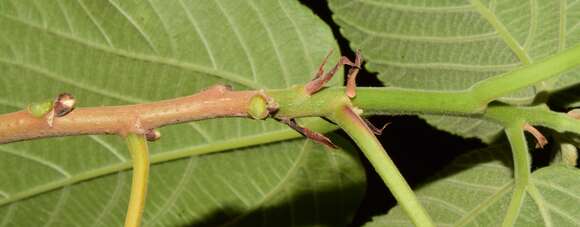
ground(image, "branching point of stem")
xmin=331 ymin=105 xmax=435 ymax=227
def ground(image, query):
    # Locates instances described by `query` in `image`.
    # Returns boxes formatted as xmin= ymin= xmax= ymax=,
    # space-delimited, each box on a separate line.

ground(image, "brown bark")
xmin=0 ymin=85 xmax=258 ymax=144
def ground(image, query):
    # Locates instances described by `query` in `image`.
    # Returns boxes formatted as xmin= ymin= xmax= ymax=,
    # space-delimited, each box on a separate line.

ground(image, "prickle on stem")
xmin=523 ymin=123 xmax=548 ymax=149
xmin=281 ymin=118 xmax=337 ymax=149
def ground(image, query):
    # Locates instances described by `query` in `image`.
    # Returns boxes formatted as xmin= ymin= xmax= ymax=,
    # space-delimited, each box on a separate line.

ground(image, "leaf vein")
xmin=75 ymin=0 xmax=114 ymax=47
xmin=0 ymin=14 xmax=259 ymax=88
xmin=0 ymin=146 xmax=71 ymax=178
xmin=214 ymin=0 xmax=258 ymax=83
xmin=545 ymin=203 xmax=579 ymax=224
xmin=338 ymin=0 xmax=474 ymax=13
xmin=247 ymin=0 xmax=290 ymax=87
xmin=105 ymin=0 xmax=159 ymax=54
xmin=523 ymin=0 xmax=538 ymax=50
xmin=0 ymin=58 xmax=146 ymax=103
xmin=88 ymin=135 xmax=127 ymax=162
xmin=558 ymin=0 xmax=566 ymax=50
xmin=534 ymin=179 xmax=580 ymax=202
xmin=336 ymin=16 xmax=499 ymax=43
xmin=89 ymin=173 xmax=126 ymax=227
xmin=0 ymin=204 xmax=16 ymax=227
xmin=42 ymin=187 xmax=71 ymax=227
xmin=470 ymin=0 xmax=532 ymax=64
xmin=455 ymin=182 xmax=513 ymax=226
xmin=372 ymin=60 xmax=518 ymax=72
xmin=178 ymin=0 xmax=217 ymax=68
xmin=443 ymin=178 xmax=501 ymax=192
xmin=419 ymin=195 xmax=466 ymax=215
xmin=278 ymin=0 xmax=315 ymax=71
xmin=220 ymin=140 xmax=311 ymax=226
xmin=148 ymin=157 xmax=198 ymax=222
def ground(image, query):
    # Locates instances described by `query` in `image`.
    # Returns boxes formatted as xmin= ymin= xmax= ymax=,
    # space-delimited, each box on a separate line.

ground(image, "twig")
xmin=0 ymin=85 xmax=258 ymax=144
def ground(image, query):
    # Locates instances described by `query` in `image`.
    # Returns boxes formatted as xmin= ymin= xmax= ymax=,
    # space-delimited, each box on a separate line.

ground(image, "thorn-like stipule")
xmin=523 ymin=123 xmax=548 ymax=148
xmin=305 ymin=51 xmax=358 ymax=95
xmin=346 ymin=49 xmax=362 ymax=98
xmin=312 ymin=49 xmax=334 ymax=80
xmin=281 ymin=118 xmax=337 ymax=149
xmin=363 ymin=118 xmax=389 ymax=135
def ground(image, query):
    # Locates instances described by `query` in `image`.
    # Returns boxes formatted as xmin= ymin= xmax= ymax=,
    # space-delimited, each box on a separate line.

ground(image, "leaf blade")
xmin=0 ymin=0 xmax=365 ymax=226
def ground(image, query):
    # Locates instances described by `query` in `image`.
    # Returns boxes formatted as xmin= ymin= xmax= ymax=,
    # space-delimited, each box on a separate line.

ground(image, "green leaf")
xmin=0 ymin=0 xmax=365 ymax=226
xmin=364 ymin=145 xmax=580 ymax=226
xmin=328 ymin=0 xmax=580 ymax=141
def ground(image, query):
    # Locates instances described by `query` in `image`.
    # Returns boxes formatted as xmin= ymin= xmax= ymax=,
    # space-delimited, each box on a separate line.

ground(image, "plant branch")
xmin=331 ymin=106 xmax=435 ymax=227
xmin=2 ymin=87 xmax=579 ymax=145
xmin=124 ymin=133 xmax=150 ymax=227
xmin=485 ymin=104 xmax=580 ymax=134
xmin=470 ymin=43 xmax=580 ymax=104
xmin=1 ymin=43 xmax=579 ymax=144
xmin=0 ymin=85 xmax=258 ymax=144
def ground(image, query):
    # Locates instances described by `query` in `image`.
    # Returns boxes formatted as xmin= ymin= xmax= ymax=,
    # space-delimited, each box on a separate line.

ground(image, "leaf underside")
xmin=365 ymin=145 xmax=580 ymax=227
xmin=329 ymin=0 xmax=580 ymax=142
xmin=0 ymin=0 xmax=365 ymax=226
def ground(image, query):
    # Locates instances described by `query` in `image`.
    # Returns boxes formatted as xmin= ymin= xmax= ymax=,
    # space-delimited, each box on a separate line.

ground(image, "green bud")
xmin=27 ymin=100 xmax=53 ymax=118
xmin=248 ymin=94 xmax=269 ymax=120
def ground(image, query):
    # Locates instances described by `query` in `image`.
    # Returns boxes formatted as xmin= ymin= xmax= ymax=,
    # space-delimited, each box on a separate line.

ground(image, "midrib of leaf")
xmin=0 ymin=13 xmax=261 ymax=89
xmin=469 ymin=0 xmax=532 ymax=65
xmin=455 ymin=182 xmax=513 ymax=226
xmin=0 ymin=123 xmax=333 ymax=207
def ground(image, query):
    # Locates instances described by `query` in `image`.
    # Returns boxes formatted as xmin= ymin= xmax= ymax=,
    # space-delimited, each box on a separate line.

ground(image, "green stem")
xmin=485 ymin=104 xmax=580 ymax=134
xmin=124 ymin=133 xmax=150 ymax=227
xmin=331 ymin=106 xmax=435 ymax=227
xmin=470 ymin=43 xmax=580 ymax=104
xmin=502 ymin=123 xmax=531 ymax=227
xmin=269 ymin=44 xmax=580 ymax=117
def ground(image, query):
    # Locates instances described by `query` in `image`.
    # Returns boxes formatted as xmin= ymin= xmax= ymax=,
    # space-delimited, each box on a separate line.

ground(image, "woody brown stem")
xmin=0 ymin=85 xmax=258 ymax=144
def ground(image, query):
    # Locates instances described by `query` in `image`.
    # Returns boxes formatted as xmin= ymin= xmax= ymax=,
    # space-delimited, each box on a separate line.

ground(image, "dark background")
xmin=297 ymin=1 xmax=554 ymax=226
xmin=299 ymin=0 xmax=580 ymax=227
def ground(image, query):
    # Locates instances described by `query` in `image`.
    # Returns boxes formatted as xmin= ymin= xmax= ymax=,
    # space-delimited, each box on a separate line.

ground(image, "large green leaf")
xmin=328 ymin=0 xmax=580 ymax=142
xmin=0 ymin=0 xmax=366 ymax=226
xmin=364 ymin=145 xmax=580 ymax=226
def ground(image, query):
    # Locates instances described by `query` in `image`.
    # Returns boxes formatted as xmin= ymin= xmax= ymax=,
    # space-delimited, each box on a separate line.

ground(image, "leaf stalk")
xmin=330 ymin=106 xmax=435 ymax=227
xmin=124 ymin=133 xmax=150 ymax=227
